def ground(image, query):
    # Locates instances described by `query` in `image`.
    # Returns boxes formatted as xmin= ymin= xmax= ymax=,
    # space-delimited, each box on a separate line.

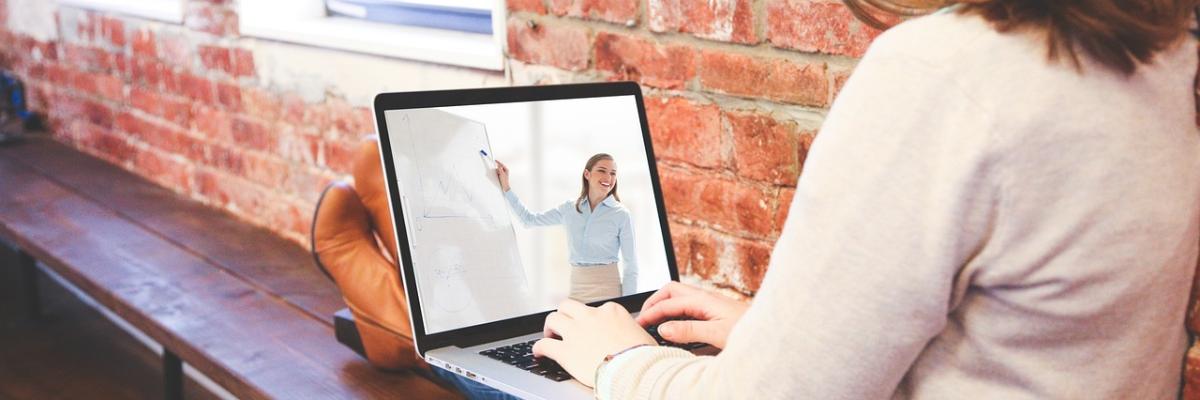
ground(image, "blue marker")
xmin=480 ymin=149 xmax=492 ymax=169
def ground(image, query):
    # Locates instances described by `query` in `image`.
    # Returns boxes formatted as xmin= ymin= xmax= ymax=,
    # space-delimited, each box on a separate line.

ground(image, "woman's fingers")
xmin=641 ymin=281 xmax=701 ymax=312
xmin=657 ymin=320 xmax=727 ymax=348
xmin=532 ymin=337 xmax=564 ymax=359
xmin=556 ymin=299 xmax=590 ymax=318
xmin=636 ymin=296 xmax=714 ymax=327
xmin=543 ymin=311 xmax=573 ymax=339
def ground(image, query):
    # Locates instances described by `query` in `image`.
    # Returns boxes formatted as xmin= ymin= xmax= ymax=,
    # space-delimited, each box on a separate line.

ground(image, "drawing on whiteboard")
xmin=385 ymin=108 xmax=536 ymax=330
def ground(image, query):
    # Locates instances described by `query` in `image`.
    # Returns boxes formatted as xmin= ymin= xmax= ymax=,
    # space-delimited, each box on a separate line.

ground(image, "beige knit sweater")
xmin=598 ymin=10 xmax=1200 ymax=400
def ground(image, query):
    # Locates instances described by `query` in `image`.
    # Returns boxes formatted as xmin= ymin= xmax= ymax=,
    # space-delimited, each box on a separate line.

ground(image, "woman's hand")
xmin=495 ymin=160 xmax=511 ymax=192
xmin=532 ymin=300 xmax=656 ymax=388
xmin=635 ymin=281 xmax=749 ymax=349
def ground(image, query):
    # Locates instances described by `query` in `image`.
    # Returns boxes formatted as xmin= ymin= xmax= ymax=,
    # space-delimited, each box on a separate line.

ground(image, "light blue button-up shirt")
xmin=504 ymin=190 xmax=638 ymax=295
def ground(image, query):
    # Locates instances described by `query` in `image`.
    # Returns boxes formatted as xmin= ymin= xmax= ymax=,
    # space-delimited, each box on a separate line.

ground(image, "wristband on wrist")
xmin=594 ymin=343 xmax=655 ymax=398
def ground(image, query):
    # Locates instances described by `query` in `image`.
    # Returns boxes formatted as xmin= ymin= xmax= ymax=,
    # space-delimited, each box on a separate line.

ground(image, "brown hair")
xmin=575 ymin=153 xmax=620 ymax=213
xmin=843 ymin=0 xmax=1199 ymax=75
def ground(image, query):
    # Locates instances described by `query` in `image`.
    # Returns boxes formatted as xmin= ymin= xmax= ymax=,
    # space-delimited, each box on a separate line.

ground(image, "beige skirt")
xmin=568 ymin=263 xmax=620 ymax=303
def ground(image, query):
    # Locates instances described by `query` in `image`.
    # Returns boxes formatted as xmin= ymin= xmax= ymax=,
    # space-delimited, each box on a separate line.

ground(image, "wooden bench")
xmin=0 ymin=136 xmax=457 ymax=399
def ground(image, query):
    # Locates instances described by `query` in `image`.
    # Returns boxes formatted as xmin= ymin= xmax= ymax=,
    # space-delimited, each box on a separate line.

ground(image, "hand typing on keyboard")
xmin=477 ymin=324 xmax=706 ymax=384
xmin=635 ymin=282 xmax=749 ymax=350
xmin=531 ymin=300 xmax=657 ymax=387
xmin=526 ymin=282 xmax=748 ymax=387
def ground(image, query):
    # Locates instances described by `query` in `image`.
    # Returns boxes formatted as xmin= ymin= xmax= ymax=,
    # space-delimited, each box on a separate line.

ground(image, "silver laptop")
xmin=373 ymin=82 xmax=700 ymax=399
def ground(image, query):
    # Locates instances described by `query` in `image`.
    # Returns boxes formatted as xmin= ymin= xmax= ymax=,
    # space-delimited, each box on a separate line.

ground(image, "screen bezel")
xmin=373 ymin=82 xmax=679 ymax=354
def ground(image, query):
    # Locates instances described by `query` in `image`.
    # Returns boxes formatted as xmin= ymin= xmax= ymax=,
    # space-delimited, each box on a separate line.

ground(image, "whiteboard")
xmin=385 ymin=108 xmax=537 ymax=334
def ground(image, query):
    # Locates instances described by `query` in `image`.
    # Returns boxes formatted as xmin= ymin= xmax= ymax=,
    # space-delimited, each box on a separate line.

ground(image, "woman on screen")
xmin=495 ymin=153 xmax=637 ymax=302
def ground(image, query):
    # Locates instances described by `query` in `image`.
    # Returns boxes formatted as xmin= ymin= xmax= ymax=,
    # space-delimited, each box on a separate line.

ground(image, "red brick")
xmin=44 ymin=64 xmax=72 ymax=85
xmin=241 ymin=151 xmax=290 ymax=188
xmin=192 ymin=106 xmax=234 ymax=142
xmin=733 ymin=238 xmax=772 ymax=293
xmin=134 ymin=148 xmax=193 ymax=192
xmin=508 ymin=0 xmax=547 ymax=13
xmin=278 ymin=128 xmax=322 ymax=164
xmin=177 ymin=72 xmax=215 ymax=104
xmin=71 ymin=71 xmax=124 ymax=101
xmin=63 ymin=44 xmax=118 ymax=72
xmin=157 ymin=33 xmax=192 ymax=64
xmin=231 ymin=116 xmax=278 ymax=153
xmin=195 ymin=170 xmax=271 ymax=217
xmin=661 ymin=168 xmax=773 ymax=236
xmin=198 ymin=45 xmax=232 ymax=74
xmin=699 ymin=51 xmax=829 ymax=107
xmin=37 ymin=41 xmax=59 ymax=62
xmin=130 ymin=57 xmax=167 ymax=88
xmin=730 ymin=181 xmax=774 ymax=237
xmin=775 ymin=187 xmax=795 ymax=233
xmin=644 ymin=96 xmax=724 ymax=168
xmin=130 ymin=87 xmax=192 ymax=126
xmin=74 ymin=12 xmax=97 ymax=42
xmin=85 ymin=125 xmax=135 ymax=162
xmin=549 ymin=0 xmax=638 ymax=25
xmin=117 ymin=112 xmax=206 ymax=161
xmin=325 ymin=99 xmax=373 ymax=139
xmin=766 ymin=0 xmax=890 ymax=58
xmin=506 ymin=18 xmax=591 ymax=71
xmin=668 ymin=222 xmax=692 ymax=274
xmin=594 ymin=32 xmax=695 ymax=89
xmin=704 ymin=179 xmax=772 ymax=236
xmin=797 ymin=131 xmax=815 ymax=173
xmin=729 ymin=111 xmax=801 ymax=185
xmin=205 ymin=144 xmax=247 ymax=175
xmin=670 ymin=223 xmax=721 ymax=279
xmin=82 ymin=98 xmax=114 ymax=127
xmin=830 ymin=67 xmax=853 ymax=102
xmin=216 ymin=82 xmax=241 ymax=110
xmin=132 ymin=28 xmax=156 ymax=58
xmin=241 ymin=87 xmax=283 ymax=120
xmin=194 ymin=169 xmax=231 ymax=206
xmin=101 ymin=16 xmax=125 ymax=47
xmin=185 ymin=4 xmax=238 ymax=36
xmin=280 ymin=95 xmax=309 ymax=127
xmin=231 ymin=48 xmax=255 ymax=77
xmin=648 ymin=0 xmax=757 ymax=44
xmin=323 ymin=138 xmax=358 ymax=173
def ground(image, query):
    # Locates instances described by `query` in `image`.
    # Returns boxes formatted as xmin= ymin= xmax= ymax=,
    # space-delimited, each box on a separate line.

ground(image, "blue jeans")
xmin=431 ymin=366 xmax=521 ymax=400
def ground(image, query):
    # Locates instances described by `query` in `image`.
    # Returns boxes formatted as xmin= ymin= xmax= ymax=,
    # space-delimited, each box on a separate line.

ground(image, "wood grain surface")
xmin=0 ymin=137 xmax=459 ymax=399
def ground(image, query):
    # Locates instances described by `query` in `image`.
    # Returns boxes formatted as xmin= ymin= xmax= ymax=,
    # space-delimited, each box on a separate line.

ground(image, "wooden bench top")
xmin=0 ymin=137 xmax=454 ymax=399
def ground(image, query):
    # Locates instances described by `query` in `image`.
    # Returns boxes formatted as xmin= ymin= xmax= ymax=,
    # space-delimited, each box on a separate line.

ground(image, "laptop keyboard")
xmin=478 ymin=325 xmax=707 ymax=382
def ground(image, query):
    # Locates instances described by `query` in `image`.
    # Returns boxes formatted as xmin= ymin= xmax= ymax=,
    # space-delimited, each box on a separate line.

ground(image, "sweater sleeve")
xmin=597 ymin=40 xmax=1000 ymax=399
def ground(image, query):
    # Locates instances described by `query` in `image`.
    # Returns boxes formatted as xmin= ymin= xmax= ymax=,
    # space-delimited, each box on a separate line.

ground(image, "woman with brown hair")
xmin=494 ymin=153 xmax=639 ymax=302
xmin=534 ymin=1 xmax=1200 ymax=398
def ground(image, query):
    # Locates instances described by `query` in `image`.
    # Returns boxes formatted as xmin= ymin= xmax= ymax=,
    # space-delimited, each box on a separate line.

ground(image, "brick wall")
xmin=2 ymin=0 xmax=1198 ymax=393
xmin=506 ymin=0 xmax=880 ymax=296
xmin=0 ymin=0 xmax=880 ymax=297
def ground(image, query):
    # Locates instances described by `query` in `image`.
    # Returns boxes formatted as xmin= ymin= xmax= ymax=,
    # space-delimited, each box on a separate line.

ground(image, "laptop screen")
xmin=382 ymin=93 xmax=673 ymax=335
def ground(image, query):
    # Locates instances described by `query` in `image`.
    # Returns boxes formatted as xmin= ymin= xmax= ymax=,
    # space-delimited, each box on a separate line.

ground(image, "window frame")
xmin=57 ymin=0 xmax=185 ymax=23
xmin=239 ymin=0 xmax=505 ymax=71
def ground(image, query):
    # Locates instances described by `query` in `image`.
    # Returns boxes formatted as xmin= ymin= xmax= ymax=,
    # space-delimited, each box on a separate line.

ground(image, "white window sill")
xmin=240 ymin=15 xmax=504 ymax=71
xmin=58 ymin=0 xmax=184 ymax=23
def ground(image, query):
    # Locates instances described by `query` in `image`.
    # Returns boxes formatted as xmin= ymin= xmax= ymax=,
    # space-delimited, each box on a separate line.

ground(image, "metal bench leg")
xmin=164 ymin=350 xmax=183 ymax=400
xmin=17 ymin=250 xmax=39 ymax=320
